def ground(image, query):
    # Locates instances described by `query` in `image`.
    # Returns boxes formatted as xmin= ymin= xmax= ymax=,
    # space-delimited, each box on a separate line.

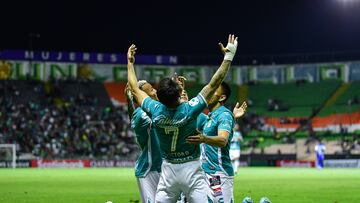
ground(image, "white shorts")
xmin=206 ymin=172 xmax=234 ymax=203
xmin=155 ymin=159 xmax=212 ymax=203
xmin=137 ymin=171 xmax=160 ymax=203
xmin=230 ymin=149 xmax=241 ymax=160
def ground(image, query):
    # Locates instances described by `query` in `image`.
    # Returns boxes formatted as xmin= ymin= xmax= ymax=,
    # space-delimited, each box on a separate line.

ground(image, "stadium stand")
xmin=0 ymin=80 xmax=137 ymax=160
xmin=1 ymin=78 xmax=359 ymax=162
xmin=318 ymin=81 xmax=360 ymax=116
xmin=247 ymin=80 xmax=342 ymax=117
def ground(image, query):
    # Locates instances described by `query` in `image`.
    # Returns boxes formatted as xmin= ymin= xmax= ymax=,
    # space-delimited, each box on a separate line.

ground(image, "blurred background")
xmin=0 ymin=0 xmax=360 ymax=203
xmin=0 ymin=0 xmax=360 ymax=169
xmin=1 ymin=1 xmax=360 ymax=203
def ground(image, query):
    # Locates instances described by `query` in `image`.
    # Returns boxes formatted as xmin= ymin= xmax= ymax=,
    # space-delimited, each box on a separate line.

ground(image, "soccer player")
xmin=315 ymin=140 xmax=326 ymax=169
xmin=177 ymin=76 xmax=247 ymax=203
xmin=125 ymin=82 xmax=162 ymax=203
xmin=186 ymin=82 xmax=247 ymax=203
xmin=127 ymin=34 xmax=238 ymax=202
xmin=230 ymin=123 xmax=244 ymax=174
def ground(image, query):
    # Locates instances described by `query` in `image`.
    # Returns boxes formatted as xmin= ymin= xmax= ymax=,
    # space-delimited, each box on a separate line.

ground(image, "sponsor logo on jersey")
xmin=189 ymin=98 xmax=199 ymax=106
xmin=154 ymin=115 xmax=188 ymax=127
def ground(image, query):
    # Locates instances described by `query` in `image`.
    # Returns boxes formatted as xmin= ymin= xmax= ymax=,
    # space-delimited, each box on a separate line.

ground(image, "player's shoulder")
xmin=131 ymin=108 xmax=142 ymax=128
xmin=218 ymin=106 xmax=234 ymax=118
xmin=171 ymin=102 xmax=188 ymax=116
xmin=175 ymin=100 xmax=192 ymax=110
xmin=188 ymin=94 xmax=206 ymax=107
xmin=198 ymin=112 xmax=208 ymax=120
xmin=134 ymin=107 xmax=151 ymax=121
xmin=143 ymin=97 xmax=163 ymax=107
xmin=143 ymin=97 xmax=165 ymax=112
xmin=132 ymin=107 xmax=142 ymax=118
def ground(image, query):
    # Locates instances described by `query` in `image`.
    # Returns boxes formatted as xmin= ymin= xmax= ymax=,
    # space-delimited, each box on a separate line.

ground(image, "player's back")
xmin=142 ymin=94 xmax=207 ymax=163
xmin=131 ymin=107 xmax=162 ymax=177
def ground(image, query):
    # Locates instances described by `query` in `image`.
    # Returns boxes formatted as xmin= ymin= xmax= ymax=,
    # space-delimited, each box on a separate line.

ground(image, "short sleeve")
xmin=141 ymin=96 xmax=162 ymax=117
xmin=218 ymin=111 xmax=234 ymax=133
xmin=187 ymin=94 xmax=207 ymax=120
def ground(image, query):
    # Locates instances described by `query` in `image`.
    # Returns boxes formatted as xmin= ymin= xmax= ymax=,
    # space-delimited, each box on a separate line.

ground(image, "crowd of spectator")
xmin=338 ymin=135 xmax=360 ymax=155
xmin=0 ymin=80 xmax=138 ymax=160
xmin=1 ymin=79 xmax=359 ymax=160
xmin=267 ymin=98 xmax=289 ymax=112
xmin=240 ymin=112 xmax=268 ymax=133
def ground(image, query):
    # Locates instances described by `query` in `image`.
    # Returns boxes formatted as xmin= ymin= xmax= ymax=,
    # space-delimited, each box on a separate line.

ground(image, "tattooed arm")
xmin=124 ymin=83 xmax=136 ymax=121
xmin=200 ymin=34 xmax=238 ymax=103
xmin=127 ymin=44 xmax=150 ymax=105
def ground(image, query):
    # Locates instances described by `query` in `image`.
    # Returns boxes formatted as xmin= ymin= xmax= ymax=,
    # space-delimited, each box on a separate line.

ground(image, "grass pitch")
xmin=0 ymin=167 xmax=359 ymax=203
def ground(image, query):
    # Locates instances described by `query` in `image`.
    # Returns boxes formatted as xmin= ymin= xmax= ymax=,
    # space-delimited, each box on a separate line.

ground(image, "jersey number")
xmin=165 ymin=127 xmax=179 ymax=152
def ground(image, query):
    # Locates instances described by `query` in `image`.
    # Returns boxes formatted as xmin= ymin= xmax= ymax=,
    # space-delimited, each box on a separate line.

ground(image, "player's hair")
xmin=137 ymin=80 xmax=148 ymax=90
xmin=220 ymin=81 xmax=231 ymax=103
xmin=157 ymin=77 xmax=180 ymax=108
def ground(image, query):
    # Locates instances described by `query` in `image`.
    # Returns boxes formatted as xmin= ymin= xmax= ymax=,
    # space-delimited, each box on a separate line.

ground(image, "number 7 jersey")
xmin=141 ymin=94 xmax=207 ymax=163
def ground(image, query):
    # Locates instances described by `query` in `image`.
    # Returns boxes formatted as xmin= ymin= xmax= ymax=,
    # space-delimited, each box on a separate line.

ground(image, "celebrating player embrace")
xmin=127 ymin=35 xmax=238 ymax=203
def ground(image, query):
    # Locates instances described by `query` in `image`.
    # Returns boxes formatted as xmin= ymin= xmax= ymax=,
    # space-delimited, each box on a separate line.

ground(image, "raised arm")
xmin=124 ymin=83 xmax=136 ymax=121
xmin=127 ymin=44 xmax=149 ymax=105
xmin=172 ymin=74 xmax=189 ymax=102
xmin=172 ymin=73 xmax=187 ymax=90
xmin=200 ymin=34 xmax=238 ymax=103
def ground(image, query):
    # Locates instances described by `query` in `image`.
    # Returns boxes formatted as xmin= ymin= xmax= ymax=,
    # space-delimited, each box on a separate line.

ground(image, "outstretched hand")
xmin=218 ymin=34 xmax=238 ymax=55
xmin=127 ymin=44 xmax=137 ymax=63
xmin=233 ymin=101 xmax=247 ymax=119
xmin=177 ymin=76 xmax=187 ymax=89
xmin=172 ymin=73 xmax=187 ymax=90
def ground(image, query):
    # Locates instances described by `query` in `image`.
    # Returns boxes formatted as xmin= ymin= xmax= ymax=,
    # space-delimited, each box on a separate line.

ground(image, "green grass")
xmin=0 ymin=168 xmax=359 ymax=203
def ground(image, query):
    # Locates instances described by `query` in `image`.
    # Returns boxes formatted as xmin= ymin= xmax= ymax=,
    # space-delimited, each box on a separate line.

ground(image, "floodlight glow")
xmin=337 ymin=0 xmax=359 ymax=2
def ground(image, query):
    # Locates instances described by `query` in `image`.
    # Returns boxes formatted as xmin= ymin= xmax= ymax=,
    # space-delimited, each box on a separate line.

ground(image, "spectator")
xmin=0 ymin=80 xmax=137 ymax=160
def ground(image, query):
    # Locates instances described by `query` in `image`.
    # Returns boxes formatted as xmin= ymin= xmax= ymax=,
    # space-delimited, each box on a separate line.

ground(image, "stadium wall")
xmin=3 ymin=158 xmax=360 ymax=168
xmin=266 ymin=111 xmax=360 ymax=132
xmin=2 ymin=53 xmax=359 ymax=93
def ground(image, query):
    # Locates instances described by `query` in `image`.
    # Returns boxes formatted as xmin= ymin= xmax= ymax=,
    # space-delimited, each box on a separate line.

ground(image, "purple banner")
xmin=0 ymin=50 xmax=178 ymax=65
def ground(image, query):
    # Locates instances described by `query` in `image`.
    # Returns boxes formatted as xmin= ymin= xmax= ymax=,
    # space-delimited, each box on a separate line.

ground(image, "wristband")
xmin=224 ymin=40 xmax=238 ymax=61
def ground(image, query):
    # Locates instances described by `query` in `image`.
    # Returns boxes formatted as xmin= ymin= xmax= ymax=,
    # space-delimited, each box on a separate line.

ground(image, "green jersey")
xmin=198 ymin=106 xmax=235 ymax=176
xmin=196 ymin=113 xmax=208 ymax=130
xmin=131 ymin=107 xmax=162 ymax=177
xmin=141 ymin=94 xmax=207 ymax=163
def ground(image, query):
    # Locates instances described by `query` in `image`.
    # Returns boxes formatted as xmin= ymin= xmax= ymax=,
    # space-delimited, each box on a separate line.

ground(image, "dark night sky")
xmin=1 ymin=0 xmax=360 ymax=61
